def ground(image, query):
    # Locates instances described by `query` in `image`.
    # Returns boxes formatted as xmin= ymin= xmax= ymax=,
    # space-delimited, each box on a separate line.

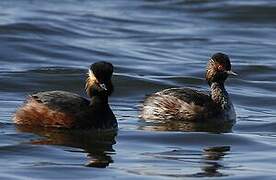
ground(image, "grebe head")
xmin=86 ymin=61 xmax=114 ymax=97
xmin=205 ymin=53 xmax=237 ymax=86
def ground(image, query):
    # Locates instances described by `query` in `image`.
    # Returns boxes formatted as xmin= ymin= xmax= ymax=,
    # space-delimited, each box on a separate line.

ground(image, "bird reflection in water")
xmin=198 ymin=146 xmax=230 ymax=177
xmin=143 ymin=146 xmax=230 ymax=178
xmin=16 ymin=125 xmax=117 ymax=168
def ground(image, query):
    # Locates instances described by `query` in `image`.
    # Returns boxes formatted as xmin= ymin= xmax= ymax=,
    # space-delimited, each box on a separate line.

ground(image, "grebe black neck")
xmin=205 ymin=53 xmax=237 ymax=110
xmin=210 ymin=82 xmax=229 ymax=110
xmin=84 ymin=61 xmax=116 ymax=129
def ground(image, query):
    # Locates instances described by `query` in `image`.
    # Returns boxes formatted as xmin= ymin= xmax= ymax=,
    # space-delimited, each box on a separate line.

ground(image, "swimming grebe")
xmin=141 ymin=53 xmax=237 ymax=123
xmin=13 ymin=61 xmax=117 ymax=129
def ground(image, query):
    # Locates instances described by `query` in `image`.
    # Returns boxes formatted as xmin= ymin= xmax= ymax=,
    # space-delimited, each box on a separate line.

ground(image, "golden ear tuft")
xmin=85 ymin=70 xmax=98 ymax=97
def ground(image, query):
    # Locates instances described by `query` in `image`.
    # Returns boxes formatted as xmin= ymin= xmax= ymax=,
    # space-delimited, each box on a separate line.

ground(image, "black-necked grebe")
xmin=13 ymin=61 xmax=117 ymax=129
xmin=141 ymin=53 xmax=237 ymax=123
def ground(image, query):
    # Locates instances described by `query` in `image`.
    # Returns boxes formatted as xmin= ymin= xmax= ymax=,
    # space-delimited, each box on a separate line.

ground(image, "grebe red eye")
xmin=217 ymin=65 xmax=224 ymax=71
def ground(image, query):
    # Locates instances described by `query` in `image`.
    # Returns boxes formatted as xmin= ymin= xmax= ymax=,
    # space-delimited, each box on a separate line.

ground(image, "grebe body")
xmin=141 ymin=53 xmax=237 ymax=123
xmin=14 ymin=61 xmax=117 ymax=129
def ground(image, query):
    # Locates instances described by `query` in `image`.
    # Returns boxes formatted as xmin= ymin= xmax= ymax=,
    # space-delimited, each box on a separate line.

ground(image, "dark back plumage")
xmin=31 ymin=91 xmax=90 ymax=114
xmin=142 ymin=88 xmax=219 ymax=122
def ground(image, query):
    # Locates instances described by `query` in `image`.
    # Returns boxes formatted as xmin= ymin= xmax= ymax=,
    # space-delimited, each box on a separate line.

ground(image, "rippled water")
xmin=1 ymin=0 xmax=276 ymax=179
